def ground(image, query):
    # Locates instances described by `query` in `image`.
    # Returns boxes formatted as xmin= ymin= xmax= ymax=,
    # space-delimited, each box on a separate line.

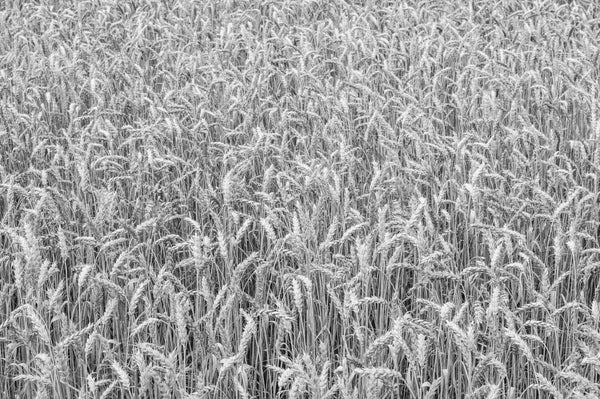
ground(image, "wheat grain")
xmin=2 ymin=2 xmax=598 ymax=398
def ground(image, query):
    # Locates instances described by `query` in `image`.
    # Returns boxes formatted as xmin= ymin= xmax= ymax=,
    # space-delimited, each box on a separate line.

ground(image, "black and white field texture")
xmin=1 ymin=0 xmax=600 ymax=398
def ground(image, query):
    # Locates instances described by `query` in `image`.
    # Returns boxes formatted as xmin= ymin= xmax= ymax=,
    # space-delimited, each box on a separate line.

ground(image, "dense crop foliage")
xmin=1 ymin=0 xmax=600 ymax=398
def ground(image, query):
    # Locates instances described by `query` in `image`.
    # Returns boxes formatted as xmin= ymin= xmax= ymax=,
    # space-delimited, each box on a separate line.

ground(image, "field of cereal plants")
xmin=1 ymin=0 xmax=600 ymax=398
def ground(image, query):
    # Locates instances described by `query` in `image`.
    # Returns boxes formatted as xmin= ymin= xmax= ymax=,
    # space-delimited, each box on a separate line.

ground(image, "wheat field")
xmin=1 ymin=0 xmax=600 ymax=398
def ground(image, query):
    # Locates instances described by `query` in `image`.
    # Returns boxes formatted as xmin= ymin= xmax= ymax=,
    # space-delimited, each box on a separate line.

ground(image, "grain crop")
xmin=1 ymin=0 xmax=600 ymax=398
